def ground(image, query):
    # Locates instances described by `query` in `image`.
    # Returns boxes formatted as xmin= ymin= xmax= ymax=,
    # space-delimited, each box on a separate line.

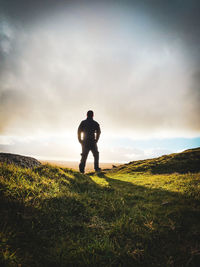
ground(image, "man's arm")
xmin=78 ymin=122 xmax=83 ymax=143
xmin=95 ymin=124 xmax=101 ymax=142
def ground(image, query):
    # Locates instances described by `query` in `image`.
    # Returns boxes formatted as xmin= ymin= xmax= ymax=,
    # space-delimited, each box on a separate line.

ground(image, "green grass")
xmin=0 ymin=159 xmax=200 ymax=266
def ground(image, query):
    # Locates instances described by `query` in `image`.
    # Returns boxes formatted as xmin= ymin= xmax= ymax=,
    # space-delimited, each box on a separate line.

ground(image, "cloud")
xmin=0 ymin=134 xmax=199 ymax=162
xmin=0 ymin=0 xmax=200 ymax=140
xmin=0 ymin=134 xmax=173 ymax=162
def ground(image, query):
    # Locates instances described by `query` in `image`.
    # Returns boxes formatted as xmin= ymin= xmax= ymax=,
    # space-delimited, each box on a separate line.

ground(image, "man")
xmin=78 ymin=110 xmax=101 ymax=173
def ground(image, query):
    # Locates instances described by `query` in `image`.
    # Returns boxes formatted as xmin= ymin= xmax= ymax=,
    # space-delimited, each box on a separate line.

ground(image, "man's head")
xmin=87 ymin=110 xmax=94 ymax=119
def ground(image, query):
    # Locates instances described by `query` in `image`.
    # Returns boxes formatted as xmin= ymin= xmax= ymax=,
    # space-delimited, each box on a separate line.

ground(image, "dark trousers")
xmin=79 ymin=141 xmax=99 ymax=172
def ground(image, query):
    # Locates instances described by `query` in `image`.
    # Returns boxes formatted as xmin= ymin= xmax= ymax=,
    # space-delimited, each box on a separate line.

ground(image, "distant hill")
xmin=111 ymin=147 xmax=200 ymax=174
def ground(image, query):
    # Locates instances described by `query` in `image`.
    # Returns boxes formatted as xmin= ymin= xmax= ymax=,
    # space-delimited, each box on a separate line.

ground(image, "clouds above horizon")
xmin=0 ymin=134 xmax=199 ymax=162
xmin=0 ymin=0 xmax=200 ymax=140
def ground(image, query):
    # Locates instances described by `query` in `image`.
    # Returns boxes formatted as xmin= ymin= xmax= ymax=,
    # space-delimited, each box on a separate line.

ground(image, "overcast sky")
xmin=0 ymin=0 xmax=200 ymax=162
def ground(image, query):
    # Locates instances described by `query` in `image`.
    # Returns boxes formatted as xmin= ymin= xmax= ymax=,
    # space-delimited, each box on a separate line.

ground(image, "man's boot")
xmin=79 ymin=163 xmax=85 ymax=174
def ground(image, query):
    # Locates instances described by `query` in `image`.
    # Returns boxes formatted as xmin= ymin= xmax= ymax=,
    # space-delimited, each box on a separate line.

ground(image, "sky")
xmin=0 ymin=0 xmax=200 ymax=162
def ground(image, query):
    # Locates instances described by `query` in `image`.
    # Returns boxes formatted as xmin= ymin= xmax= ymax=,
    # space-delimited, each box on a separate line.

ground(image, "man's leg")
xmin=91 ymin=143 xmax=101 ymax=171
xmin=79 ymin=145 xmax=89 ymax=173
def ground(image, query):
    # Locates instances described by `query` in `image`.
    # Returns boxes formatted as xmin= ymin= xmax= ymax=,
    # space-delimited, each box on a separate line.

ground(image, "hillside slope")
xmin=1 ymin=160 xmax=200 ymax=266
xmin=1 ymin=149 xmax=200 ymax=266
xmin=111 ymin=147 xmax=200 ymax=174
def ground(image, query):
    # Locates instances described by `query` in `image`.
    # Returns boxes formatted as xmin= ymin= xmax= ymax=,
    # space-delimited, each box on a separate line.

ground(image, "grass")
xmin=0 ymin=153 xmax=200 ymax=266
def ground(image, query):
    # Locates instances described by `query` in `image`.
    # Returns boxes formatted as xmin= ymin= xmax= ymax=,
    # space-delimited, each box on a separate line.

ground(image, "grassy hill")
xmin=0 ymin=149 xmax=200 ymax=266
xmin=111 ymin=147 xmax=200 ymax=174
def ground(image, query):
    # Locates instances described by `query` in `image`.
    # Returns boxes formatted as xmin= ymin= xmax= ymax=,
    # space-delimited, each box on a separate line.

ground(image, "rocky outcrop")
xmin=0 ymin=153 xmax=41 ymax=168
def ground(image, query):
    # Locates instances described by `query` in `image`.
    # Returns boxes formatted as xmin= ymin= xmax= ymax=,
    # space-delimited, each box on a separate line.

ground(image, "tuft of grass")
xmin=0 ymin=160 xmax=200 ymax=266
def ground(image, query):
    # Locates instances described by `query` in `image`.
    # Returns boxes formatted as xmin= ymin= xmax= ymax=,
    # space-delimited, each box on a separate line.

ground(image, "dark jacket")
xmin=78 ymin=118 xmax=101 ymax=143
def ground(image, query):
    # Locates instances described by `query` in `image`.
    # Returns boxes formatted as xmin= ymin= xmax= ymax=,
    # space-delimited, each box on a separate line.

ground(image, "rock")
xmin=0 ymin=153 xmax=41 ymax=168
xmin=161 ymin=201 xmax=171 ymax=206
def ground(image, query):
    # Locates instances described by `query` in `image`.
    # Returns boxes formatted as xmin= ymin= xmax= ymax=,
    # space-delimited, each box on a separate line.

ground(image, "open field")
xmin=40 ymin=160 xmax=121 ymax=172
xmin=0 ymin=148 xmax=200 ymax=266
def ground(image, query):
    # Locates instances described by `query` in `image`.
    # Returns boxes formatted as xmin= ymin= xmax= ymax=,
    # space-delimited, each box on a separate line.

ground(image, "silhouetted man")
xmin=78 ymin=110 xmax=101 ymax=173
